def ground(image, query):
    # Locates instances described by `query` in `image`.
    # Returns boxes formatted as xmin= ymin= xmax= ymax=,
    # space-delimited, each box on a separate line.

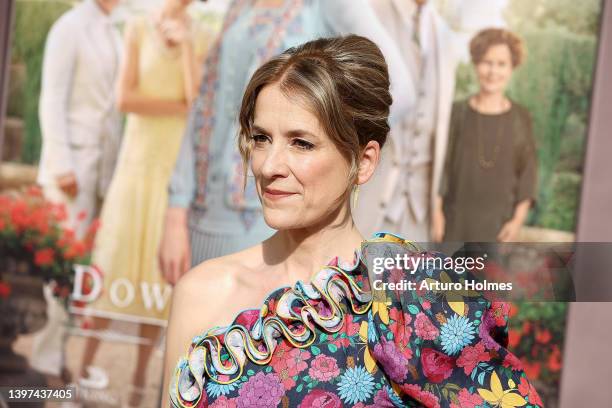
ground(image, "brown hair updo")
xmin=238 ymin=35 xmax=392 ymax=194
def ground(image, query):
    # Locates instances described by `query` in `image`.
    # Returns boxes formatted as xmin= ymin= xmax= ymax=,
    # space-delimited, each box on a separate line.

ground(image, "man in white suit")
xmin=355 ymin=0 xmax=459 ymax=241
xmin=34 ymin=0 xmax=122 ymax=380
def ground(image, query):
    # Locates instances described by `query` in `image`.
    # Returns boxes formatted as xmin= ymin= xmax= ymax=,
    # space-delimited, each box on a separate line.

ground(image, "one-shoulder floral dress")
xmin=169 ymin=233 xmax=542 ymax=407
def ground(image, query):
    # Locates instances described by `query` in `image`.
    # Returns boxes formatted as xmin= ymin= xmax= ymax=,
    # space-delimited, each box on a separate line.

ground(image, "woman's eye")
xmin=292 ymin=138 xmax=315 ymax=150
xmin=251 ymin=134 xmax=269 ymax=144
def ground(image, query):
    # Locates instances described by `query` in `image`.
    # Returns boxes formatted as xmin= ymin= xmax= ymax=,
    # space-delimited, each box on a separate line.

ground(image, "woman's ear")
xmin=356 ymin=140 xmax=381 ymax=185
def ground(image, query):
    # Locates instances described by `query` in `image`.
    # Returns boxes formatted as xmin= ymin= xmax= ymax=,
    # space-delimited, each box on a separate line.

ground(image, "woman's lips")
xmin=263 ymin=188 xmax=296 ymax=200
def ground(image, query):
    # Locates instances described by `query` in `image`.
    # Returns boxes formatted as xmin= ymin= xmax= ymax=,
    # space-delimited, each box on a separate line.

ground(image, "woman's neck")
xmin=264 ymin=208 xmax=363 ymax=283
xmin=472 ymin=91 xmax=510 ymax=114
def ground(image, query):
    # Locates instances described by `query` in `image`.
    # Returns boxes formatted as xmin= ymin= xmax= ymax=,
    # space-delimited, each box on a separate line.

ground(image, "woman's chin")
xmin=263 ymin=212 xmax=303 ymax=231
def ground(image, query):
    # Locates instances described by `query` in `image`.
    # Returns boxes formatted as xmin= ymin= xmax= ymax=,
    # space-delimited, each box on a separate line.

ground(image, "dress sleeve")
xmin=515 ymin=108 xmax=538 ymax=206
xmin=364 ymin=239 xmax=544 ymax=407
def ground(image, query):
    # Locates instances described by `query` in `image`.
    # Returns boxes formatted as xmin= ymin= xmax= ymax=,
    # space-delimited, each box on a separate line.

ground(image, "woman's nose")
xmin=260 ymin=144 xmax=290 ymax=179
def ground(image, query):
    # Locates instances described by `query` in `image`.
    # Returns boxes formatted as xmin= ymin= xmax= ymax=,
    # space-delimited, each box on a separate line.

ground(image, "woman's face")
xmin=250 ymin=84 xmax=353 ymax=230
xmin=475 ymin=43 xmax=514 ymax=95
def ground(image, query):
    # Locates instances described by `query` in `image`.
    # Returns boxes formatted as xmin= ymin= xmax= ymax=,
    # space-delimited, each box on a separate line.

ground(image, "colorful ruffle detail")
xmin=169 ymin=233 xmax=408 ymax=407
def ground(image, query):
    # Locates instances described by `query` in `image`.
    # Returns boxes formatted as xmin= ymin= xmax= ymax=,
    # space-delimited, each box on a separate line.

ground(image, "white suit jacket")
xmin=37 ymin=0 xmax=122 ymax=195
xmin=356 ymin=0 xmax=459 ymax=236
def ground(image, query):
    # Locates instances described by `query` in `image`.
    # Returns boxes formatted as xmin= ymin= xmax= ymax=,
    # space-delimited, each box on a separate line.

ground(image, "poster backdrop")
xmin=0 ymin=0 xmax=603 ymax=407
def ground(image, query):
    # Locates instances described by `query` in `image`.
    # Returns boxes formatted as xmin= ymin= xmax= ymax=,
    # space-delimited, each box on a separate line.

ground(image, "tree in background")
xmin=10 ymin=1 xmax=74 ymax=164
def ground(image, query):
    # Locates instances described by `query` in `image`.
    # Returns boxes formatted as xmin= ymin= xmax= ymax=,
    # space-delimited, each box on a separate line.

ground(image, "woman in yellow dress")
xmin=77 ymin=0 xmax=209 ymax=404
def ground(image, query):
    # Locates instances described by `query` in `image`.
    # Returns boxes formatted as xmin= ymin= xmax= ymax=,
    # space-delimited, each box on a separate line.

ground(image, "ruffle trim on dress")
xmin=169 ymin=232 xmax=415 ymax=408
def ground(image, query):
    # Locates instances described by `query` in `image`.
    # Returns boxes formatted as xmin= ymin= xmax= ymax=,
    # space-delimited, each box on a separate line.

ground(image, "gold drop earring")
xmin=352 ymin=185 xmax=360 ymax=209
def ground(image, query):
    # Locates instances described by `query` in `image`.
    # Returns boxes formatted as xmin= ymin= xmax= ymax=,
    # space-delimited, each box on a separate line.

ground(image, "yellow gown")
xmin=89 ymin=16 xmax=209 ymax=324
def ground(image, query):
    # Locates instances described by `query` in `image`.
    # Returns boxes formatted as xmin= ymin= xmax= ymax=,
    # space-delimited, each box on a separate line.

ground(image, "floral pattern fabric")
xmin=170 ymin=233 xmax=542 ymax=407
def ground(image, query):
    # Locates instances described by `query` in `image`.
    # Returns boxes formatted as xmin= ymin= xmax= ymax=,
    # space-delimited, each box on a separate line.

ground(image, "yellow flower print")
xmin=359 ymin=321 xmax=377 ymax=373
xmin=477 ymin=371 xmax=527 ymax=408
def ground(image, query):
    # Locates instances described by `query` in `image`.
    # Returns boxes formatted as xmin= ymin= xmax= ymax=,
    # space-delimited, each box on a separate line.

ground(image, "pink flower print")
xmin=371 ymin=338 xmax=409 ymax=382
xmin=308 ymin=355 xmax=340 ymax=382
xmin=372 ymin=388 xmax=396 ymax=407
xmin=449 ymin=389 xmax=484 ymax=408
xmin=503 ymin=352 xmax=523 ymax=371
xmin=210 ymin=395 xmax=237 ymax=408
xmin=298 ymin=389 xmax=342 ymax=408
xmin=271 ymin=346 xmax=311 ymax=390
xmin=456 ymin=342 xmax=491 ymax=375
xmin=415 ymin=312 xmax=440 ymax=340
xmin=235 ymin=372 xmax=284 ymax=408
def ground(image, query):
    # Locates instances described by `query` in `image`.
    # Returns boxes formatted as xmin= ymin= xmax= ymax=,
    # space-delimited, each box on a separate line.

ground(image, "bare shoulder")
xmin=162 ymin=244 xmax=264 ymax=405
xmin=175 ymin=244 xmax=262 ymax=298
xmin=171 ymin=244 xmax=264 ymax=328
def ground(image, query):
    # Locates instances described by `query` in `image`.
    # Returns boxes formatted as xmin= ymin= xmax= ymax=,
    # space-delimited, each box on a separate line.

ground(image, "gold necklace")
xmin=474 ymin=98 xmax=508 ymax=169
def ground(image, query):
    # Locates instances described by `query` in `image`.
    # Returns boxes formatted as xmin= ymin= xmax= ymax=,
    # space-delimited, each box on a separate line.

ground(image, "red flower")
xmin=508 ymin=329 xmax=521 ymax=349
xmin=420 ymin=348 xmax=454 ymax=383
xmin=271 ymin=342 xmax=310 ymax=390
xmin=522 ymin=360 xmax=541 ymax=380
xmin=456 ymin=342 xmax=490 ymax=375
xmin=522 ymin=321 xmax=532 ymax=334
xmin=518 ymin=376 xmax=543 ymax=406
xmin=389 ymin=308 xmax=413 ymax=357
xmin=451 ymin=388 xmax=484 ymax=408
xmin=25 ymin=185 xmax=43 ymax=197
xmin=64 ymin=241 xmax=86 ymax=260
xmin=503 ymin=353 xmax=523 ymax=371
xmin=535 ymin=328 xmax=551 ymax=344
xmin=508 ymin=303 xmax=518 ymax=317
xmin=419 ymin=390 xmax=441 ymax=408
xmin=34 ymin=248 xmax=55 ymax=266
xmin=401 ymin=384 xmax=441 ymax=408
xmin=490 ymin=301 xmax=510 ymax=327
xmin=0 ymin=281 xmax=11 ymax=298
xmin=344 ymin=313 xmax=360 ymax=337
xmin=235 ymin=309 xmax=259 ymax=329
xmin=331 ymin=336 xmax=350 ymax=348
xmin=298 ymin=389 xmax=342 ymax=408
xmin=209 ymin=395 xmax=236 ymax=408
xmin=547 ymin=345 xmax=562 ymax=372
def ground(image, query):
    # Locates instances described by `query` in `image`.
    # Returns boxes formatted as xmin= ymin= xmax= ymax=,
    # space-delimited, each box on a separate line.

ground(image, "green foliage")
xmin=504 ymin=0 xmax=601 ymax=36
xmin=538 ymin=171 xmax=581 ymax=231
xmin=10 ymin=1 xmax=73 ymax=164
xmin=508 ymin=28 xmax=595 ymax=230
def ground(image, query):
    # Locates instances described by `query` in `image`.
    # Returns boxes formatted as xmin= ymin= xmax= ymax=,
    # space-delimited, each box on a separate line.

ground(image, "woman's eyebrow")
xmin=286 ymin=129 xmax=320 ymax=140
xmin=252 ymin=124 xmax=320 ymax=140
xmin=251 ymin=124 xmax=269 ymax=134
